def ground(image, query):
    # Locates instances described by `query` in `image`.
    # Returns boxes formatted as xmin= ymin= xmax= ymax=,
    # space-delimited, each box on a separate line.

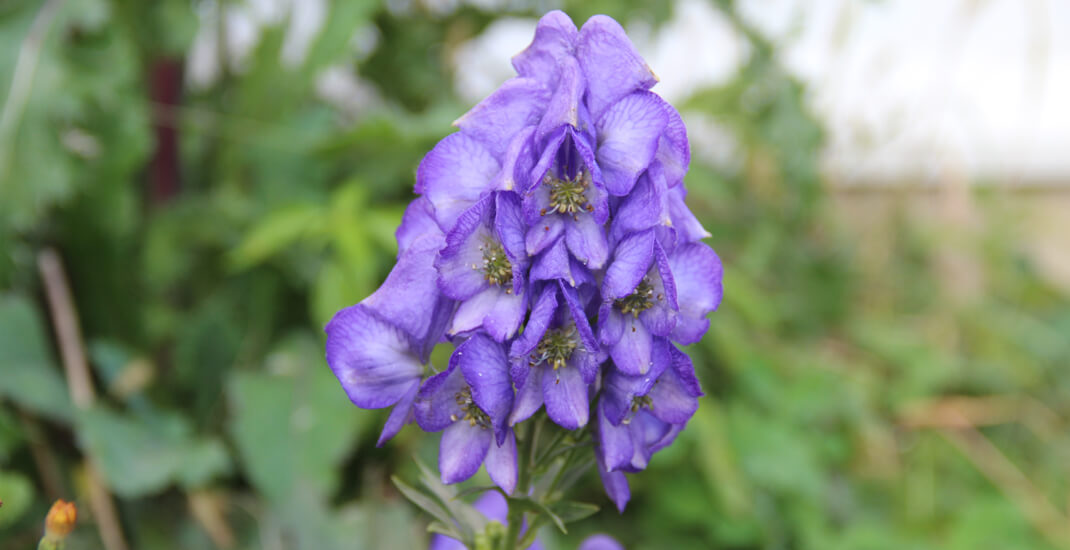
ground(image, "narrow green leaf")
xmin=548 ymin=500 xmax=599 ymax=524
xmin=391 ymin=475 xmax=455 ymax=531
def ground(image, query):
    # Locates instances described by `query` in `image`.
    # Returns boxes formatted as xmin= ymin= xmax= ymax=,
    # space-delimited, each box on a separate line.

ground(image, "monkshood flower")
xmin=326 ymin=9 xmax=723 ymax=533
xmin=594 ymin=344 xmax=703 ymax=512
xmin=508 ymin=281 xmax=602 ymax=430
xmin=414 ymin=334 xmax=518 ymax=493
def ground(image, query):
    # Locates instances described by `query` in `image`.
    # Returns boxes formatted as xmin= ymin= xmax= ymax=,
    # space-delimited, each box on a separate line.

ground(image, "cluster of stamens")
xmin=450 ymin=387 xmax=492 ymax=429
xmin=530 ymin=325 xmax=580 ymax=369
xmin=614 ymin=277 xmax=658 ymax=317
xmin=622 ymin=394 xmax=655 ymax=425
xmin=541 ymin=170 xmax=594 ymax=218
xmin=478 ymin=239 xmax=513 ymax=288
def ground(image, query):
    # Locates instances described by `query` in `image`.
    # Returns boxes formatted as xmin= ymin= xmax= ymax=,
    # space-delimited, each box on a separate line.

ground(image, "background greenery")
xmin=2 ymin=0 xmax=1069 ymax=548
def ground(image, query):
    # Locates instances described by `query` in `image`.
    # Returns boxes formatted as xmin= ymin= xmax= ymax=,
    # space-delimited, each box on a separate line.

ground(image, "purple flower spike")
xmin=326 ymin=10 xmax=723 ymax=516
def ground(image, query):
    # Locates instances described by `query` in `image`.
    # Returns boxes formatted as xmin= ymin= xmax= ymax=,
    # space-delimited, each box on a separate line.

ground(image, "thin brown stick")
xmin=15 ymin=409 xmax=65 ymax=500
xmin=37 ymin=248 xmax=130 ymax=550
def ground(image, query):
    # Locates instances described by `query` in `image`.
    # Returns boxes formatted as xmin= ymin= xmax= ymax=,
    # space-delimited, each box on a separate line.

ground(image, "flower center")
xmin=622 ymin=394 xmax=654 ymax=425
xmin=531 ymin=325 xmax=580 ymax=369
xmin=479 ymin=239 xmax=513 ymax=288
xmin=452 ymin=386 xmax=492 ymax=429
xmin=541 ymin=170 xmax=594 ymax=216
xmin=615 ymin=277 xmax=656 ymax=317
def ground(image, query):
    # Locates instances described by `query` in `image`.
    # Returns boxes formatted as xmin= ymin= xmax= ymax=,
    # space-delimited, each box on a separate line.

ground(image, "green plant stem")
xmin=502 ymin=422 xmax=533 ymax=550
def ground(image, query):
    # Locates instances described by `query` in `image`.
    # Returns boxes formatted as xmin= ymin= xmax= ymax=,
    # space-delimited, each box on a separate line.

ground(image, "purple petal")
xmin=413 ymin=364 xmax=466 ymax=432
xmin=450 ymin=287 xmax=525 ymax=342
xmin=485 ymin=430 xmax=518 ymax=494
xmin=494 ymin=191 xmax=529 ymax=294
xmin=596 ymin=401 xmax=633 ymax=471
xmin=456 ymin=334 xmax=514 ymax=441
xmin=535 ymin=56 xmax=584 ymax=145
xmin=656 ymin=102 xmax=690 ymax=188
xmin=579 ymin=535 xmax=625 ymax=550
xmin=596 ymin=460 xmax=631 ymax=513
xmin=530 ymin=238 xmax=575 ymax=285
xmin=639 ymin=241 xmax=678 ymax=337
xmin=435 ymin=197 xmax=493 ymax=301
xmin=509 ymin=284 xmax=558 ymax=360
xmin=609 ymin=311 xmax=653 ymax=376
xmin=542 ymin=365 xmax=589 ymax=429
xmin=512 ymin=10 xmax=578 ymax=84
xmin=667 ymin=184 xmax=710 ymax=242
xmin=602 ymin=229 xmax=654 ymax=300
xmin=647 ymin=353 xmax=700 ymax=424
xmin=492 ymin=127 xmax=538 ymax=192
xmin=558 ymin=281 xmax=599 ymax=353
xmin=597 ymin=302 xmax=624 ymax=347
xmin=417 ymin=133 xmax=500 ymax=228
xmin=376 ymin=380 xmax=419 ymax=446
xmin=668 ymin=242 xmax=723 ymax=344
xmin=454 ymin=78 xmax=550 ymax=160
xmin=439 ymin=420 xmax=492 ymax=485
xmin=525 ymin=214 xmax=565 ymax=256
xmin=595 ymin=91 xmax=669 ymax=195
xmin=508 ymin=367 xmax=545 ymax=426
xmin=601 ymin=364 xmax=660 ymax=426
xmin=363 ymin=236 xmax=453 ymax=361
xmin=609 ymin=166 xmax=668 ymax=245
xmin=564 ymin=213 xmax=609 ymax=269
xmin=627 ymin=411 xmax=670 ymax=470
xmin=396 ymin=197 xmax=443 ymax=255
xmin=325 ymin=305 xmax=423 ymax=409
xmin=576 ymin=15 xmax=657 ymax=120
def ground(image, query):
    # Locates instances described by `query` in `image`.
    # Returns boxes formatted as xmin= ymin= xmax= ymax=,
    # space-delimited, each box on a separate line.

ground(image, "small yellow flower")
xmin=45 ymin=499 xmax=77 ymax=538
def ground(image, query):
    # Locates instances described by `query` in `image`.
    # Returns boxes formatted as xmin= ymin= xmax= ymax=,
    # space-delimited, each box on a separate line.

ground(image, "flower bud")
xmin=45 ymin=499 xmax=77 ymax=538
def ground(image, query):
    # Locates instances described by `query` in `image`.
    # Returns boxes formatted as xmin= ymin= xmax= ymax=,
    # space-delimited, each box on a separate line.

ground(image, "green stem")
xmin=502 ymin=422 xmax=533 ymax=550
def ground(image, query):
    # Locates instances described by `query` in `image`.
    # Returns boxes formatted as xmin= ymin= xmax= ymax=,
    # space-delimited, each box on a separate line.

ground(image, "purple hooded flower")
xmin=579 ymin=534 xmax=626 ymax=550
xmin=508 ymin=282 xmax=601 ymax=430
xmin=598 ymin=229 xmax=678 ymax=375
xmin=414 ymin=334 xmax=518 ymax=493
xmin=594 ymin=345 xmax=702 ymax=510
xmin=436 ymin=193 xmax=529 ymax=342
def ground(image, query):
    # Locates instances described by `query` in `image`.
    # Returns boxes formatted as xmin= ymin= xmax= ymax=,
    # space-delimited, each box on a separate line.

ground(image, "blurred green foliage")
xmin=2 ymin=1 xmax=1069 ymax=549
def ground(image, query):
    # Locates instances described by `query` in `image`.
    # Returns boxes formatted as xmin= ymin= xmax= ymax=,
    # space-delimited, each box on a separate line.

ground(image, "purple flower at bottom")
xmin=579 ymin=534 xmax=626 ymax=550
xmin=508 ymin=282 xmax=601 ymax=430
xmin=428 ymin=491 xmax=625 ymax=550
xmin=429 ymin=491 xmax=544 ymax=550
xmin=414 ymin=334 xmax=518 ymax=493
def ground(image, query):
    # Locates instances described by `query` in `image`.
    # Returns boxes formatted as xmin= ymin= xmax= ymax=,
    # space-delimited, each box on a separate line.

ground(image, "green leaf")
xmin=78 ymin=407 xmax=230 ymax=497
xmin=227 ymin=203 xmax=325 ymax=271
xmin=391 ymin=475 xmax=457 ymax=536
xmin=547 ymin=500 xmax=599 ymax=524
xmin=0 ymin=294 xmax=72 ymax=423
xmin=227 ymin=333 xmax=365 ymax=503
